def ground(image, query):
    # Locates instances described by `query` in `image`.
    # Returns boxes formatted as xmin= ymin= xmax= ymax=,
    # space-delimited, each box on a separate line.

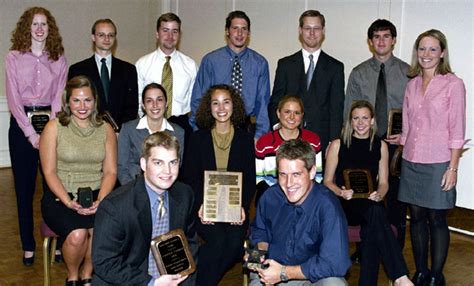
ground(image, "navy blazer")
xmin=92 ymin=176 xmax=197 ymax=285
xmin=68 ymin=56 xmax=138 ymax=129
xmin=182 ymin=128 xmax=256 ymax=216
xmin=269 ymin=50 xmax=345 ymax=151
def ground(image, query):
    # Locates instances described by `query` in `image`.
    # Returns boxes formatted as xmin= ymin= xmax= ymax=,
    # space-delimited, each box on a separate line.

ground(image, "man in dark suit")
xmin=92 ymin=132 xmax=197 ymax=286
xmin=68 ymin=19 xmax=138 ymax=130
xmin=269 ymin=10 xmax=344 ymax=154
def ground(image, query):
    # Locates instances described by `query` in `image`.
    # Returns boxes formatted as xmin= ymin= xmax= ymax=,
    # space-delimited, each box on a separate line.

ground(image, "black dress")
xmin=335 ymin=136 xmax=408 ymax=285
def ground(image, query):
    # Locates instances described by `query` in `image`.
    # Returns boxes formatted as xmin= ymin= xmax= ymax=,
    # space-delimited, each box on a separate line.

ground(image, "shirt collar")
xmin=145 ymin=180 xmax=169 ymax=210
xmin=226 ymin=45 xmax=248 ymax=59
xmin=157 ymin=48 xmax=177 ymax=60
xmin=281 ymin=182 xmax=317 ymax=213
xmin=370 ymin=55 xmax=395 ymax=70
xmin=136 ymin=116 xmax=175 ymax=134
xmin=94 ymin=53 xmax=112 ymax=65
xmin=302 ymin=48 xmax=321 ymax=61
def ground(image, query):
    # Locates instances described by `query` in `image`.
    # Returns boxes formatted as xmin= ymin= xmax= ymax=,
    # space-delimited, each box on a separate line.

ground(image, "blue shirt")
xmin=251 ymin=183 xmax=351 ymax=282
xmin=190 ymin=46 xmax=270 ymax=138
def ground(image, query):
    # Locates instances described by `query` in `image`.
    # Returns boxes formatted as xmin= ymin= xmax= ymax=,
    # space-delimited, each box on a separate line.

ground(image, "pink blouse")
xmin=5 ymin=50 xmax=67 ymax=138
xmin=400 ymin=73 xmax=466 ymax=163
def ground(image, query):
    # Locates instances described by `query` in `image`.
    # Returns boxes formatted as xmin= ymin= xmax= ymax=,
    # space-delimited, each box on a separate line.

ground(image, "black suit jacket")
xmin=182 ymin=129 xmax=256 ymax=217
xmin=269 ymin=50 xmax=345 ymax=150
xmin=68 ymin=56 xmax=138 ymax=129
xmin=92 ymin=176 xmax=197 ymax=286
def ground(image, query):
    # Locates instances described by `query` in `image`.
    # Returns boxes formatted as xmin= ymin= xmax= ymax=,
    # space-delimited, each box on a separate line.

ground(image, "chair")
xmin=348 ymin=225 xmax=396 ymax=286
xmin=40 ymin=222 xmax=59 ymax=286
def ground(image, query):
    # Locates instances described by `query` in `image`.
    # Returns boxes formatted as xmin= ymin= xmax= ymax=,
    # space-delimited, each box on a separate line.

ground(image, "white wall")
xmin=1 ymin=0 xmax=472 ymax=208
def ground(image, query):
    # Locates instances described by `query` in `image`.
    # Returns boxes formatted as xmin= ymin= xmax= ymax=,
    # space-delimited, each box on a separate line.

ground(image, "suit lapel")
xmin=311 ymin=51 xmax=328 ymax=92
xmin=87 ymin=56 xmax=107 ymax=112
xmin=134 ymin=177 xmax=152 ymax=242
xmin=168 ymin=184 xmax=184 ymax=230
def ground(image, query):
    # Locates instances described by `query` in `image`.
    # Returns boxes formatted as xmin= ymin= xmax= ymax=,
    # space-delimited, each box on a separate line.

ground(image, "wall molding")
xmin=0 ymin=97 xmax=11 ymax=167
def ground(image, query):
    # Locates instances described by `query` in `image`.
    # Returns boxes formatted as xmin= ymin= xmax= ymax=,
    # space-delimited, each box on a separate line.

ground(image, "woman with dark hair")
xmin=118 ymin=83 xmax=185 ymax=185
xmin=182 ymin=84 xmax=255 ymax=286
xmin=255 ymin=95 xmax=321 ymax=202
xmin=324 ymin=100 xmax=412 ymax=286
xmin=398 ymin=30 xmax=466 ymax=286
xmin=40 ymin=76 xmax=117 ymax=285
xmin=5 ymin=6 xmax=67 ymax=265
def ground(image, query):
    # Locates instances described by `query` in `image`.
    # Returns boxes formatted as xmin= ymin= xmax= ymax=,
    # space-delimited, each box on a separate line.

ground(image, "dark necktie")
xmin=162 ymin=56 xmax=173 ymax=118
xmin=100 ymin=58 xmax=110 ymax=103
xmin=375 ymin=63 xmax=387 ymax=136
xmin=307 ymin=54 xmax=315 ymax=90
xmin=231 ymin=55 xmax=243 ymax=94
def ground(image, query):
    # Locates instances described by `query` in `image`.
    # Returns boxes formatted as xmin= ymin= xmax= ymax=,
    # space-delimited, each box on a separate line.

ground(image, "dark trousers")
xmin=196 ymin=222 xmax=247 ymax=286
xmin=341 ymin=199 xmax=408 ymax=286
xmin=386 ymin=143 xmax=408 ymax=249
xmin=8 ymin=116 xmax=45 ymax=251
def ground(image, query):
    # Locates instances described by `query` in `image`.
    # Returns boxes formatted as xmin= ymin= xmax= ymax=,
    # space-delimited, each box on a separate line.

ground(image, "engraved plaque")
xmin=387 ymin=109 xmax=402 ymax=137
xmin=101 ymin=111 xmax=119 ymax=132
xmin=343 ymin=169 xmax=374 ymax=199
xmin=28 ymin=110 xmax=50 ymax=134
xmin=203 ymin=171 xmax=242 ymax=222
xmin=150 ymin=229 xmax=196 ymax=276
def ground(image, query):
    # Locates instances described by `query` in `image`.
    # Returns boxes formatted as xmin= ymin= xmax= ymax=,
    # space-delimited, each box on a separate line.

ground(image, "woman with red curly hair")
xmin=5 ymin=6 xmax=67 ymax=266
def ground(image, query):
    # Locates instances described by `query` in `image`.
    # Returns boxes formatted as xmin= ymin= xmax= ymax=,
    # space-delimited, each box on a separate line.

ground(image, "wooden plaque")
xmin=387 ymin=109 xmax=402 ymax=137
xmin=150 ymin=229 xmax=196 ymax=276
xmin=390 ymin=146 xmax=403 ymax=178
xmin=343 ymin=169 xmax=374 ymax=199
xmin=203 ymin=171 xmax=242 ymax=222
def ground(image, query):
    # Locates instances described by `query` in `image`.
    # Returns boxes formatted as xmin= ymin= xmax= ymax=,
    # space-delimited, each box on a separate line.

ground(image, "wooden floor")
xmin=1 ymin=168 xmax=473 ymax=286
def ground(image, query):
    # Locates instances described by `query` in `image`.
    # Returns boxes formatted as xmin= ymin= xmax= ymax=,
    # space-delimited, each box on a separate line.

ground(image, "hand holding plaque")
xmin=343 ymin=169 xmax=374 ymax=199
xmin=150 ymin=229 xmax=196 ymax=276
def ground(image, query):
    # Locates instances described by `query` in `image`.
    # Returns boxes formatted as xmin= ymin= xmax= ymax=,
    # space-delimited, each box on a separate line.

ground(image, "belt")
xmin=24 ymin=105 xmax=51 ymax=112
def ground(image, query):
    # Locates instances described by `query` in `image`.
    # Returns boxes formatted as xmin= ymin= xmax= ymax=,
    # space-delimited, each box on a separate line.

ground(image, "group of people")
xmin=6 ymin=5 xmax=465 ymax=286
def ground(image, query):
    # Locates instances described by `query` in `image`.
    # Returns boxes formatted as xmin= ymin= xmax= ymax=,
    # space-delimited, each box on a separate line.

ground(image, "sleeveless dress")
xmin=335 ymin=136 xmax=409 ymax=284
xmin=335 ymin=136 xmax=381 ymax=226
xmin=41 ymin=119 xmax=106 ymax=237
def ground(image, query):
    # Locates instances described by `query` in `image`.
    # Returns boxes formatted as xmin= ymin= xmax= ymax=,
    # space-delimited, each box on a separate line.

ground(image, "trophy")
xmin=387 ymin=109 xmax=402 ymax=136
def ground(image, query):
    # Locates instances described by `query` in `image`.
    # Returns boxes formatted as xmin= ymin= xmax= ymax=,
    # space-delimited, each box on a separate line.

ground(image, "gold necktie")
xmin=162 ymin=56 xmax=173 ymax=118
xmin=157 ymin=195 xmax=166 ymax=219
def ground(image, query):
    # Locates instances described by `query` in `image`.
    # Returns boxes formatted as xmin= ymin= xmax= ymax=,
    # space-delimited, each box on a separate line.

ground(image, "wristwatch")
xmin=280 ymin=265 xmax=289 ymax=282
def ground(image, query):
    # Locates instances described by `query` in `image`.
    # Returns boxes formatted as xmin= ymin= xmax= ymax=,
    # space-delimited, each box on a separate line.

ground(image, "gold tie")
xmin=157 ymin=195 xmax=166 ymax=219
xmin=162 ymin=56 xmax=173 ymax=118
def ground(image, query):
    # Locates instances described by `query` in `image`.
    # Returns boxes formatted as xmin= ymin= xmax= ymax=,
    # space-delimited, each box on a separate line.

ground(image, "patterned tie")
xmin=306 ymin=54 xmax=315 ymax=90
xmin=375 ymin=63 xmax=387 ymax=137
xmin=100 ymin=58 xmax=110 ymax=103
xmin=231 ymin=55 xmax=243 ymax=94
xmin=149 ymin=195 xmax=167 ymax=279
xmin=162 ymin=56 xmax=173 ymax=118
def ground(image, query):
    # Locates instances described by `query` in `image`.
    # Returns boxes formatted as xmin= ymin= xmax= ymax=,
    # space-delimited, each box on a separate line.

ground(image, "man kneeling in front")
xmin=249 ymin=139 xmax=350 ymax=285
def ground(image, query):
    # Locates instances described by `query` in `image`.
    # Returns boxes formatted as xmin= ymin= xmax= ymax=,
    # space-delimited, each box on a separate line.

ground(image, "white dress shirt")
xmin=135 ymin=48 xmax=197 ymax=117
xmin=302 ymin=48 xmax=321 ymax=73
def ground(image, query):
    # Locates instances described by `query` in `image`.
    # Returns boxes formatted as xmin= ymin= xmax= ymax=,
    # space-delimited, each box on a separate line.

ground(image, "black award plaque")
xmin=150 ymin=229 xmax=196 ymax=276
xmin=343 ymin=169 xmax=374 ymax=199
xmin=387 ymin=109 xmax=402 ymax=137
xmin=28 ymin=110 xmax=50 ymax=134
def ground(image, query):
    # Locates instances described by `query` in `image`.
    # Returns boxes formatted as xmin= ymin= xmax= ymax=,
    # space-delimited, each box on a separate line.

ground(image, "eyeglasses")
xmin=95 ymin=33 xmax=116 ymax=39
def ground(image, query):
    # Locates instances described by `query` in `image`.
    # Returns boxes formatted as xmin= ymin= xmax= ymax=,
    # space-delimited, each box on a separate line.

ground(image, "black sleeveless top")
xmin=335 ymin=136 xmax=381 ymax=187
